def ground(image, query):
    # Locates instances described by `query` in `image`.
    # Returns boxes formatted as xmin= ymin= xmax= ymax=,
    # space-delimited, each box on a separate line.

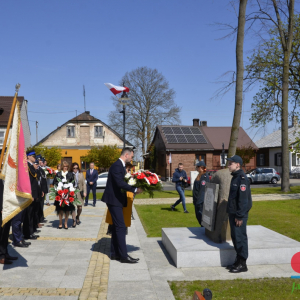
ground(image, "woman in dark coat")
xmin=193 ymin=161 xmax=209 ymax=226
xmin=53 ymin=161 xmax=75 ymax=229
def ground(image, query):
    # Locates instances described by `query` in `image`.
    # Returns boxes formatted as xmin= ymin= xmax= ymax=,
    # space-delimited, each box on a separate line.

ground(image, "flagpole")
xmin=0 ymin=84 xmax=21 ymax=172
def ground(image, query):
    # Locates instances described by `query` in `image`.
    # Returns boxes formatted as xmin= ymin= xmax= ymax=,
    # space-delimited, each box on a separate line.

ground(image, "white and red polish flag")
xmin=104 ymin=83 xmax=130 ymax=95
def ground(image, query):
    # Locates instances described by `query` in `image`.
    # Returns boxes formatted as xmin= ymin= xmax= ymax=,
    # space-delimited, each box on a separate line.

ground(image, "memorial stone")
xmin=205 ymin=168 xmax=232 ymax=243
xmin=201 ymin=182 xmax=219 ymax=231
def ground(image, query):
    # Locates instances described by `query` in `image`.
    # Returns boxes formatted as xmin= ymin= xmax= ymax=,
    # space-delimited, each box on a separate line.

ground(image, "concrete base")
xmin=162 ymin=225 xmax=300 ymax=268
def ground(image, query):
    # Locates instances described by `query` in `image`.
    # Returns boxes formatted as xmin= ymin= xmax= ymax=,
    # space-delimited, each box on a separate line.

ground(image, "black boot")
xmin=229 ymin=257 xmax=248 ymax=273
xmin=226 ymin=256 xmax=240 ymax=270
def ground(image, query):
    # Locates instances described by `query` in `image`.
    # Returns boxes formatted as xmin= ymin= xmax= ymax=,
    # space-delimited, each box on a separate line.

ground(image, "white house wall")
xmin=269 ymin=147 xmax=282 ymax=174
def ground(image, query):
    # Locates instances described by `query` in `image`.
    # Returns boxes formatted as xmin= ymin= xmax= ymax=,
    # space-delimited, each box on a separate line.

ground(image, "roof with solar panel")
xmin=154 ymin=119 xmax=257 ymax=151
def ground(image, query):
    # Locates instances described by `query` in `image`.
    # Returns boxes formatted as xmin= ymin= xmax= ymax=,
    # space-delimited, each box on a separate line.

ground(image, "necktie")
xmin=91 ymin=169 xmax=93 ymax=175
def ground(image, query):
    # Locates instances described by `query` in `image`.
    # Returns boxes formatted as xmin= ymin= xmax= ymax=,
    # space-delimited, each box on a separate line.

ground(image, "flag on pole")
xmin=168 ymin=153 xmax=172 ymax=164
xmin=0 ymin=103 xmax=32 ymax=226
xmin=104 ymin=83 xmax=130 ymax=95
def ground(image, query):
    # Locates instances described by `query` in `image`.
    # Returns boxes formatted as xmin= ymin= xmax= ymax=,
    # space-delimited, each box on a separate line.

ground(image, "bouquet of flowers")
xmin=48 ymin=177 xmax=81 ymax=207
xmin=124 ymin=170 xmax=163 ymax=198
xmin=44 ymin=167 xmax=55 ymax=178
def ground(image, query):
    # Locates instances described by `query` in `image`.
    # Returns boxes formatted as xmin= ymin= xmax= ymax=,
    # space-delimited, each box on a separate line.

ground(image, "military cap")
xmin=196 ymin=161 xmax=206 ymax=168
xmin=227 ymin=155 xmax=243 ymax=166
xmin=26 ymin=150 xmax=36 ymax=156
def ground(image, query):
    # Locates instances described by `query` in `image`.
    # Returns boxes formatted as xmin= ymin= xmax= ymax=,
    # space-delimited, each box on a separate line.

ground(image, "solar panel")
xmin=163 ymin=127 xmax=173 ymax=134
xmin=194 ymin=135 xmax=207 ymax=143
xmin=190 ymin=127 xmax=201 ymax=134
xmin=176 ymin=135 xmax=188 ymax=143
xmin=172 ymin=127 xmax=183 ymax=134
xmin=162 ymin=126 xmax=207 ymax=144
xmin=181 ymin=127 xmax=192 ymax=134
xmin=165 ymin=134 xmax=178 ymax=143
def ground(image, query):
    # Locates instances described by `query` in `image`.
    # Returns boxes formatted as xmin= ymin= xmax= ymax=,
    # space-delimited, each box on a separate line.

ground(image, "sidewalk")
xmin=134 ymin=193 xmax=300 ymax=205
xmin=106 ymin=206 xmax=297 ymax=300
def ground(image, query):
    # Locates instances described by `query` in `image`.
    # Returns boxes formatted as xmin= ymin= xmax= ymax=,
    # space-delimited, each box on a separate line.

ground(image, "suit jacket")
xmin=28 ymin=162 xmax=39 ymax=199
xmin=101 ymin=159 xmax=136 ymax=207
xmin=86 ymin=169 xmax=98 ymax=185
xmin=39 ymin=167 xmax=48 ymax=194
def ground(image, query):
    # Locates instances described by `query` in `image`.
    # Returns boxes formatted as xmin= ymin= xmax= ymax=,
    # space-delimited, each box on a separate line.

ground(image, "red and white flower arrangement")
xmin=124 ymin=170 xmax=163 ymax=198
xmin=49 ymin=178 xmax=81 ymax=207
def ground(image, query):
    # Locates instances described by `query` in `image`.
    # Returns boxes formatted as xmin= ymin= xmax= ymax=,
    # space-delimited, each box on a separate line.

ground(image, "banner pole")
xmin=0 ymin=83 xmax=21 ymax=172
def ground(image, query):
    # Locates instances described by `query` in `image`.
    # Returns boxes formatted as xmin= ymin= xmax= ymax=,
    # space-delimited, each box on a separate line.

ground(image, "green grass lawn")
xmin=135 ymin=199 xmax=300 ymax=240
xmin=250 ymin=185 xmax=300 ymax=194
xmin=170 ymin=278 xmax=300 ymax=300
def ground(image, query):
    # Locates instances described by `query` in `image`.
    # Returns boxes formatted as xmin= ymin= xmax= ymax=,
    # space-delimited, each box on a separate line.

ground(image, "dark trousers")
xmin=39 ymin=195 xmax=45 ymax=222
xmin=0 ymin=220 xmax=11 ymax=259
xmin=229 ymin=214 xmax=249 ymax=260
xmin=107 ymin=204 xmax=127 ymax=259
xmin=23 ymin=201 xmax=35 ymax=237
xmin=33 ymin=200 xmax=40 ymax=229
xmin=12 ymin=210 xmax=25 ymax=245
xmin=194 ymin=202 xmax=203 ymax=226
xmin=85 ymin=184 xmax=96 ymax=205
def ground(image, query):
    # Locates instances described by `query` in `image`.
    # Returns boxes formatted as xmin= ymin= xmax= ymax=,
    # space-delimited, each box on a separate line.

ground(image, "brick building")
xmin=146 ymin=119 xmax=257 ymax=180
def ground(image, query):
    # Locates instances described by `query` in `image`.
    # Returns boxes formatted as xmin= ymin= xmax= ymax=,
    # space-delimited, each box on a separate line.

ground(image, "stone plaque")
xmin=201 ymin=182 xmax=219 ymax=231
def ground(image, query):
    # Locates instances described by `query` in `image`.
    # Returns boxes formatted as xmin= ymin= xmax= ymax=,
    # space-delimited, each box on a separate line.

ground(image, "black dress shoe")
xmin=93 ymin=203 xmax=96 ymax=207
xmin=24 ymin=235 xmax=38 ymax=240
xmin=111 ymin=256 xmax=120 ymax=261
xmin=35 ymin=230 xmax=41 ymax=233
xmin=127 ymin=255 xmax=139 ymax=261
xmin=229 ymin=261 xmax=248 ymax=273
xmin=14 ymin=242 xmax=28 ymax=248
xmin=84 ymin=203 xmax=88 ymax=206
xmin=5 ymin=255 xmax=18 ymax=260
xmin=120 ymin=256 xmax=138 ymax=264
xmin=0 ymin=258 xmax=12 ymax=264
xmin=22 ymin=240 xmax=31 ymax=246
xmin=226 ymin=257 xmax=239 ymax=270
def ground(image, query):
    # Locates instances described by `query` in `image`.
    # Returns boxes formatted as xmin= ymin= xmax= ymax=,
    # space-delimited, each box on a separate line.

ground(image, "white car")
xmin=96 ymin=172 xmax=108 ymax=188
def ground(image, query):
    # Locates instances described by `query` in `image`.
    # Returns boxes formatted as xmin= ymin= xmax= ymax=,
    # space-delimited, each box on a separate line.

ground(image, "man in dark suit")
xmin=85 ymin=162 xmax=98 ymax=207
xmin=23 ymin=151 xmax=40 ymax=240
xmin=38 ymin=157 xmax=48 ymax=223
xmin=101 ymin=148 xmax=142 ymax=264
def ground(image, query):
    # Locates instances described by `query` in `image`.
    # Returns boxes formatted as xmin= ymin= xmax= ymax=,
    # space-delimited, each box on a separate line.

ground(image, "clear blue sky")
xmin=0 ymin=0 xmax=291 ymax=147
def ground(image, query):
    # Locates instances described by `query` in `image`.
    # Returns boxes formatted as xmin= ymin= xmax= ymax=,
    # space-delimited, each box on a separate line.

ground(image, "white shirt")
xmin=119 ymin=158 xmax=126 ymax=167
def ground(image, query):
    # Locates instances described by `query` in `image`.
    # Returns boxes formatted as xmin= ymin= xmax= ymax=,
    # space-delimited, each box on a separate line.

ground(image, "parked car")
xmin=96 ymin=172 xmax=108 ymax=188
xmin=246 ymin=168 xmax=280 ymax=184
xmin=206 ymin=169 xmax=218 ymax=180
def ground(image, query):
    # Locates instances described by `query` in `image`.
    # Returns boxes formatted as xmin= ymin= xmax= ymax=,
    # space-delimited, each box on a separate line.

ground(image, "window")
xmin=258 ymin=154 xmax=265 ymax=166
xmin=275 ymin=153 xmax=282 ymax=166
xmin=262 ymin=168 xmax=273 ymax=174
xmin=220 ymin=153 xmax=227 ymax=166
xmin=67 ymin=126 xmax=75 ymax=138
xmin=81 ymin=158 xmax=89 ymax=171
xmin=98 ymin=173 xmax=108 ymax=178
xmin=0 ymin=131 xmax=4 ymax=145
xmin=296 ymin=154 xmax=300 ymax=166
xmin=95 ymin=126 xmax=103 ymax=138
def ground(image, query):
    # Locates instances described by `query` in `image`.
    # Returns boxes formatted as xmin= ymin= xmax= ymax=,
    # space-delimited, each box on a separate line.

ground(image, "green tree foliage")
xmin=236 ymin=145 xmax=256 ymax=170
xmin=26 ymin=145 xmax=62 ymax=167
xmin=82 ymin=145 xmax=121 ymax=170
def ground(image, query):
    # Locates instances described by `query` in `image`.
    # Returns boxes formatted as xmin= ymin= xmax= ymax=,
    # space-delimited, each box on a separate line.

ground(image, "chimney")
xmin=292 ymin=115 xmax=298 ymax=127
xmin=193 ymin=118 xmax=200 ymax=126
xmin=85 ymin=111 xmax=90 ymax=115
xmin=200 ymin=121 xmax=207 ymax=127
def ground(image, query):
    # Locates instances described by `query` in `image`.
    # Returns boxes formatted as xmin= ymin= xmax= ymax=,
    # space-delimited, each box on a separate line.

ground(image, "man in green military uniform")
xmin=226 ymin=155 xmax=252 ymax=273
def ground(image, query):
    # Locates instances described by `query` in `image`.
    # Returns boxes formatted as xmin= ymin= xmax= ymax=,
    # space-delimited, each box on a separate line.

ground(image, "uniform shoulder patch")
xmin=201 ymin=180 xmax=206 ymax=186
xmin=240 ymin=184 xmax=246 ymax=192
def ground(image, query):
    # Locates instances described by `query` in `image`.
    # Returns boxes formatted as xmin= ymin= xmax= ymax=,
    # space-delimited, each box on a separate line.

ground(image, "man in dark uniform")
xmin=226 ymin=155 xmax=252 ymax=273
xmin=32 ymin=159 xmax=42 ymax=233
xmin=38 ymin=157 xmax=47 ymax=223
xmin=23 ymin=151 xmax=40 ymax=240
xmin=192 ymin=161 xmax=209 ymax=225
xmin=0 ymin=179 xmax=18 ymax=264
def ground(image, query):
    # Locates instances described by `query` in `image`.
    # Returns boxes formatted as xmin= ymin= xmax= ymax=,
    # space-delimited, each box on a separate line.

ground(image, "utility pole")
xmin=119 ymin=83 xmax=130 ymax=149
xmin=36 ymin=121 xmax=38 ymax=144
xmin=83 ymin=85 xmax=86 ymax=112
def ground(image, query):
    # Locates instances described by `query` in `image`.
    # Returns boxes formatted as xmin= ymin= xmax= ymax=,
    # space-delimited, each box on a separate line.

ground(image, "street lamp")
xmin=119 ymin=86 xmax=130 ymax=149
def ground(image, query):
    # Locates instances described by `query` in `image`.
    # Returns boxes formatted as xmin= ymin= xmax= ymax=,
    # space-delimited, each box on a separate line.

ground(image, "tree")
xmin=236 ymin=145 xmax=256 ymax=170
xmin=244 ymin=0 xmax=295 ymax=192
xmin=228 ymin=0 xmax=248 ymax=159
xmin=108 ymin=67 xmax=181 ymax=154
xmin=82 ymin=145 xmax=121 ymax=170
xmin=27 ymin=145 xmax=62 ymax=167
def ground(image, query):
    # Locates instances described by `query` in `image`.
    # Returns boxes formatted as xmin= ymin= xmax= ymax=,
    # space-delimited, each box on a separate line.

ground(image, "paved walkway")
xmin=0 ymin=197 xmax=298 ymax=300
xmin=134 ymin=193 xmax=300 ymax=205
